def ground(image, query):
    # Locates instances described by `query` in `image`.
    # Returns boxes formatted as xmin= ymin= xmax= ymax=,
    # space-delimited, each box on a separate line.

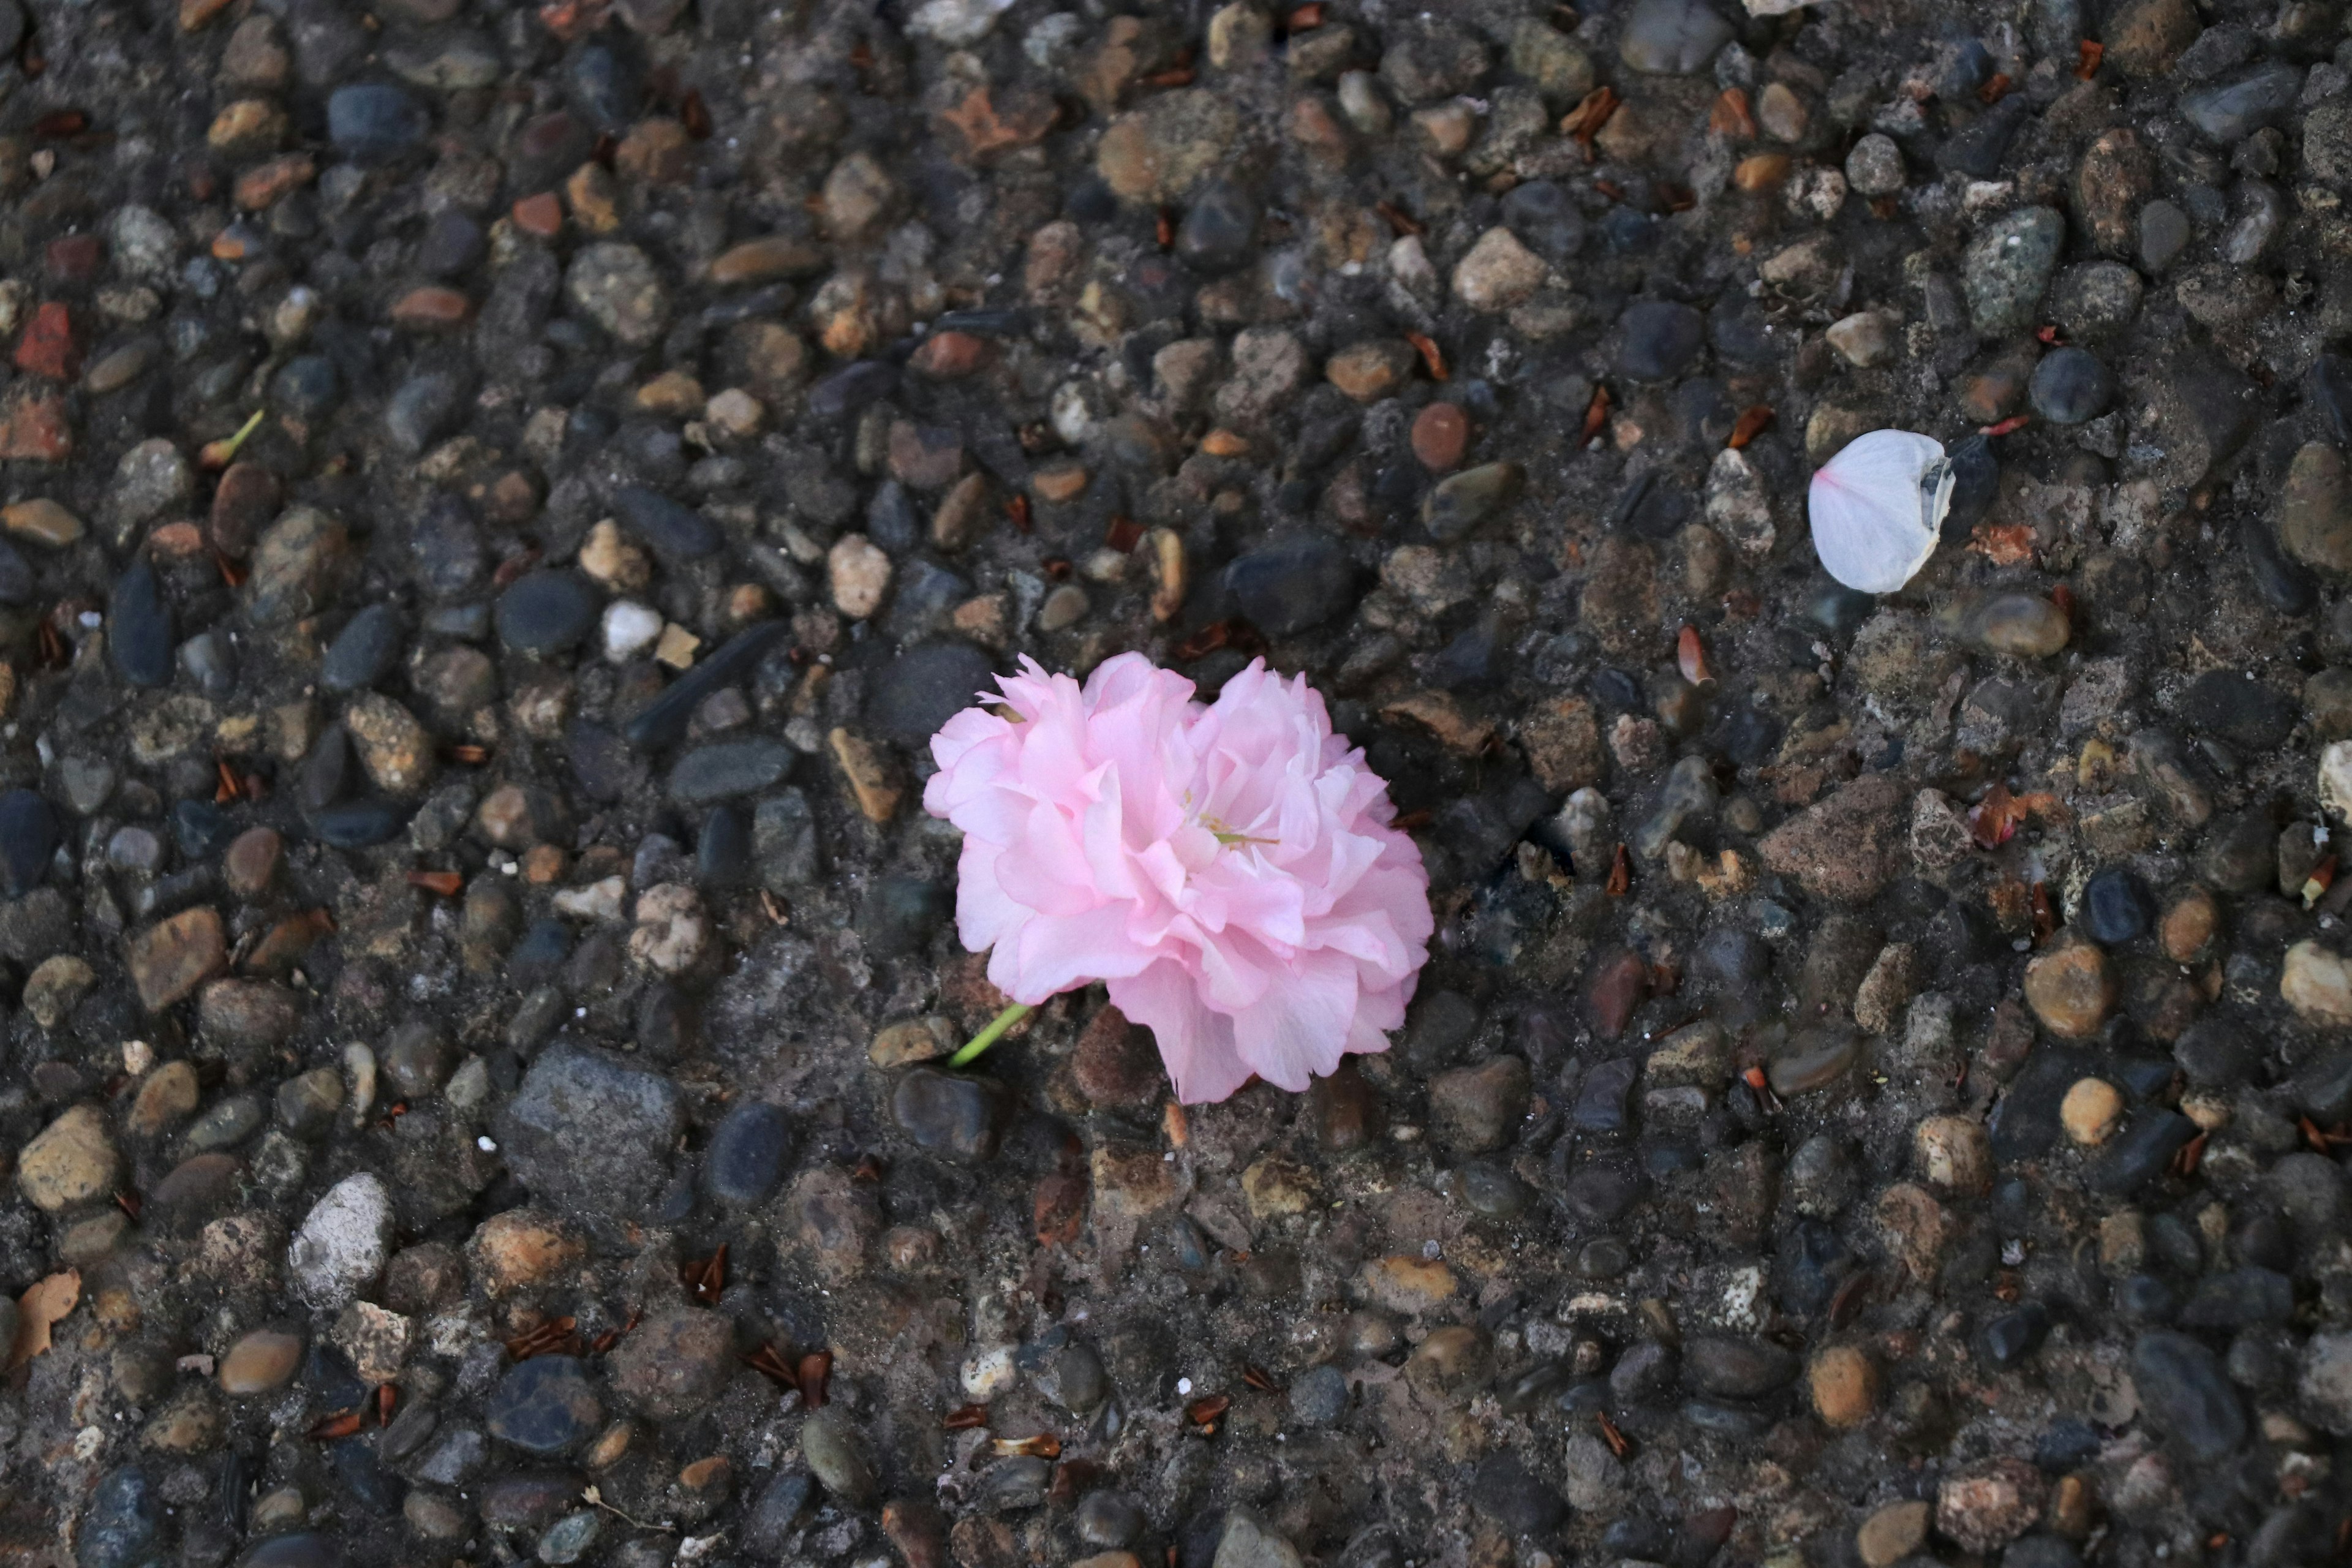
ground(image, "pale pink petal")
xmin=1111 ymin=961 xmax=1254 ymax=1104
xmin=1229 ymin=948 xmax=1361 ymax=1091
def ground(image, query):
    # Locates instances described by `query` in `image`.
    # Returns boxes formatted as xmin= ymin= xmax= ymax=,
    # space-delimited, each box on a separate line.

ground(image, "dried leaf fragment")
xmin=9 ymin=1270 xmax=80 ymax=1368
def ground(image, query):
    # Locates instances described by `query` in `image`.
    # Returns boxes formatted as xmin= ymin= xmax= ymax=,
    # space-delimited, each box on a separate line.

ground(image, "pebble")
xmin=1681 ymin=1334 xmax=1796 ymax=1398
xmin=220 ymin=1330 xmax=304 ymax=1393
xmin=2060 ymin=1078 xmax=2124 ymax=1145
xmin=2024 ymin=943 xmax=2114 ymax=1037
xmin=891 ymin=1067 xmax=1008 ymax=1159
xmin=287 ymin=1172 xmax=394 ymax=1308
xmin=609 ymin=1307 xmax=735 ymax=1419
xmin=2027 ymin=348 xmax=2111 ymax=425
xmin=1618 ymin=301 xmax=1705 ymax=382
xmin=2132 ymin=1331 xmax=2246 ymax=1459
xmin=2079 ymin=867 xmax=2153 ymax=943
xmin=1963 ymin=207 xmax=2065 ymax=335
xmin=487 ymin=1355 xmax=603 ymax=1455
xmin=704 ymin=1100 xmax=791 ymax=1204
xmin=0 ymin=788 xmax=58 ymax=897
xmin=567 ymin=244 xmax=670 ymax=346
xmin=497 ymin=571 xmax=600 ymax=657
xmin=1936 ymin=1458 xmax=2046 ymax=1554
xmin=801 ymin=1408 xmax=878 ymax=1504
xmin=611 ymin=484 xmax=721 ymax=560
xmin=1857 ymin=1501 xmax=1929 ymax=1568
xmin=327 ymin=83 xmax=428 ymax=160
xmin=18 ymin=1103 xmax=121 ymax=1212
xmin=1618 ymin=0 xmax=1732 ymax=73
xmin=668 ymin=739 xmax=793 ymax=805
xmin=497 ymin=1044 xmax=685 ymax=1219
xmin=1224 ymin=536 xmax=1358 ymax=638
xmin=1808 ymin=1345 xmax=1880 ymax=1428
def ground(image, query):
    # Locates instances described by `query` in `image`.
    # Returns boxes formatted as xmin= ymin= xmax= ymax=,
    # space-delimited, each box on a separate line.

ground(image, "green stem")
xmin=948 ymin=1002 xmax=1032 ymax=1068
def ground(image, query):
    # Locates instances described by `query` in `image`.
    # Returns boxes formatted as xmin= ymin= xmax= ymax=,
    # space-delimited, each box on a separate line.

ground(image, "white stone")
xmin=288 ymin=1172 xmax=394 ymax=1310
xmin=905 ymin=0 xmax=1015 ymax=45
xmin=2282 ymin=940 xmax=2352 ymax=1025
xmin=828 ymin=533 xmax=892 ymax=620
xmin=2321 ymin=740 xmax=2352 ymax=823
xmin=961 ymin=1344 xmax=1019 ymax=1400
xmin=602 ymin=600 xmax=663 ymax=663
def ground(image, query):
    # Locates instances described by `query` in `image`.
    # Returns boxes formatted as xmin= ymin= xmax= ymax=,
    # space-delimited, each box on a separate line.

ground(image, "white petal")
xmin=1807 ymin=429 xmax=1953 ymax=594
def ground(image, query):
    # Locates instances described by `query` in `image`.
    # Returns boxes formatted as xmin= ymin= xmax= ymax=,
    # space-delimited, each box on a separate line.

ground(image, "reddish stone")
xmin=148 ymin=521 xmax=207 ymax=557
xmin=209 ymin=462 xmax=279 ymax=557
xmin=1412 ymin=402 xmax=1469 ymax=471
xmin=0 ymin=394 xmax=73 ymax=461
xmin=1585 ymin=947 xmax=1651 ymax=1039
xmin=14 ymin=303 xmax=79 ymax=381
xmin=45 ymin=234 xmax=103 ymax=283
xmin=390 ymin=286 xmax=472 ymax=328
xmin=234 ymin=154 xmax=315 ymax=211
xmin=909 ymin=330 xmax=989 ymax=379
xmin=511 ymin=192 xmax=564 ymax=236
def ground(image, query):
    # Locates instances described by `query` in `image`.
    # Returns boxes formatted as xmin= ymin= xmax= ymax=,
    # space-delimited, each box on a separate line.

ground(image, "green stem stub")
xmin=948 ymin=1001 xmax=1032 ymax=1068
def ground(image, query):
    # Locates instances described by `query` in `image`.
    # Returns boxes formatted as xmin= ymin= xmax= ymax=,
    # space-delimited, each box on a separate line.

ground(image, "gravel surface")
xmin=2 ymin=0 xmax=2352 ymax=1566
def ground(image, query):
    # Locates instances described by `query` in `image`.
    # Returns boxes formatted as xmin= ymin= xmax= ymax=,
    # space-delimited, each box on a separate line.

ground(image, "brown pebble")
xmin=390 ymin=286 xmax=470 ymax=328
xmin=2160 ymin=884 xmax=2220 ymax=962
xmin=2060 ymin=1077 xmax=2124 ymax=1145
xmin=511 ymin=192 xmax=564 ymax=237
xmin=222 ymin=827 xmax=282 ymax=898
xmin=219 ymin=1329 xmax=303 ymax=1394
xmin=1808 ymin=1344 xmax=1880 ymax=1428
xmin=2023 ymin=941 xmax=2114 ymax=1038
xmin=910 ymin=330 xmax=990 ymax=379
xmin=1412 ymin=402 xmax=1470 ymax=471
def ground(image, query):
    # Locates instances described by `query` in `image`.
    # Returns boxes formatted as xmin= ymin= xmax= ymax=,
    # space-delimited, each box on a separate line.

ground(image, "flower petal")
xmin=1807 ymin=429 xmax=1950 ymax=594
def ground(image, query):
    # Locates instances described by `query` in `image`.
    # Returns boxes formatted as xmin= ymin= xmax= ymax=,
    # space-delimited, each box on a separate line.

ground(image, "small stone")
xmin=2132 ymin=1330 xmax=2246 ymax=1459
xmin=2060 ymin=1078 xmax=2124 ymax=1145
xmin=287 ymin=1172 xmax=394 ymax=1310
xmin=1618 ymin=300 xmax=1705 ymax=382
xmin=2024 ymin=942 xmax=2114 ymax=1037
xmin=218 ymin=1329 xmax=303 ymax=1394
xmin=1845 ymin=134 xmax=1905 ymax=197
xmin=2281 ymin=940 xmax=2352 ymax=1025
xmin=1325 ymin=341 xmax=1417 ymax=402
xmin=609 ymin=1307 xmax=735 ymax=1419
xmin=565 ymin=243 xmax=669 ymax=347
xmin=1758 ymin=774 xmax=1906 ymax=905
xmin=2028 ymin=348 xmax=2112 ymax=425
xmin=705 ymin=1101 xmax=791 ymax=1204
xmin=1858 ymin=1501 xmax=1930 ymax=1568
xmin=344 ymin=693 xmax=436 ymax=796
xmin=1412 ymin=403 xmax=1469 ymax=470
xmin=830 ymin=728 xmax=902 ymax=823
xmin=791 ymin=1408 xmax=876 ymax=1506
xmin=1619 ymin=0 xmax=1732 ymax=73
xmin=1808 ymin=1344 xmax=1880 ymax=1428
xmin=1964 ymin=207 xmax=2065 ymax=336
xmin=1937 ymin=1459 xmax=2046 ymax=1555
xmin=2278 ymin=444 xmax=2352 ymax=575
xmin=126 ymin=906 xmax=226 ymax=1011
xmin=466 ymin=1210 xmax=582 ymax=1296
xmin=1914 ymin=1114 xmax=1992 ymax=1194
xmin=497 ymin=572 xmax=600 ymax=656
xmin=488 ymin=1355 xmax=603 ymax=1456
xmin=18 ymin=1103 xmax=119 ymax=1212
xmin=891 ymin=1067 xmax=1008 ymax=1159
xmin=829 ymin=533 xmax=892 ymax=619
xmin=1958 ymin=593 xmax=2071 ymax=658
xmin=1452 ymin=227 xmax=1548 ymax=312
xmin=2 ymin=497 xmax=83 ymax=548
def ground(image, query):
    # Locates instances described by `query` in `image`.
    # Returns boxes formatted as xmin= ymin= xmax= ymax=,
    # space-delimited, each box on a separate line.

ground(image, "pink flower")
xmin=924 ymin=654 xmax=1433 ymax=1103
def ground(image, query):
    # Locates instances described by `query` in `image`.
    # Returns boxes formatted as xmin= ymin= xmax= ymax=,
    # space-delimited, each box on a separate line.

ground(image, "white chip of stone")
xmin=602 ymin=599 xmax=663 ymax=663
